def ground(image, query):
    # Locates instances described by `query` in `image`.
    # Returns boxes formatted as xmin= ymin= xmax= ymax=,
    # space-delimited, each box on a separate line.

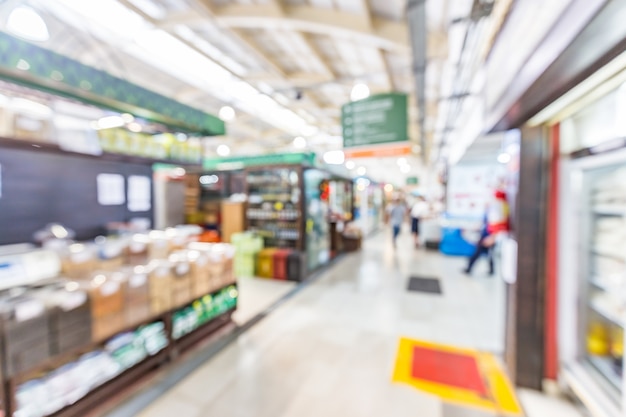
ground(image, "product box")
xmin=126 ymin=234 xmax=150 ymax=265
xmin=169 ymin=253 xmax=193 ymax=307
xmin=92 ymin=312 xmax=125 ymax=342
xmin=73 ymin=272 xmax=125 ymax=319
xmin=1 ymin=296 xmax=51 ymax=376
xmin=60 ymin=244 xmax=99 ymax=279
xmin=148 ymin=261 xmax=173 ymax=315
xmin=123 ymin=266 xmax=151 ymax=326
xmin=234 ymin=254 xmax=255 ymax=278
xmin=184 ymin=250 xmax=212 ymax=299
xmin=48 ymin=290 xmax=92 ymax=355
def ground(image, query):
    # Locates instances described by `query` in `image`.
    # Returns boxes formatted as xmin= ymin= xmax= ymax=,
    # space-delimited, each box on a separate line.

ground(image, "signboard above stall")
xmin=341 ymin=93 xmax=408 ymax=148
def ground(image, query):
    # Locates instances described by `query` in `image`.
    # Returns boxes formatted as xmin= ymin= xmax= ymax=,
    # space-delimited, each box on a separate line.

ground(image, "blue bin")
xmin=439 ymin=228 xmax=476 ymax=257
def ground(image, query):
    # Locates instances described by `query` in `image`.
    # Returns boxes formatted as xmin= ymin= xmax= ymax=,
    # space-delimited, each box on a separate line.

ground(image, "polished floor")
xmin=122 ymin=227 xmax=582 ymax=417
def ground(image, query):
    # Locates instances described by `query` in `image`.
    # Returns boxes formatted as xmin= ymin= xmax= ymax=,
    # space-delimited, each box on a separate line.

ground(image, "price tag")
xmin=130 ymin=274 xmax=147 ymax=288
xmin=15 ymin=300 xmax=45 ymax=322
xmin=99 ymin=281 xmax=120 ymax=297
xmin=61 ymin=291 xmax=88 ymax=311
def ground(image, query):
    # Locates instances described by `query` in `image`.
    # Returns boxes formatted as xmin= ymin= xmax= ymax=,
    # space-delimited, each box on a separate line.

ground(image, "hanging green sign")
xmin=203 ymin=152 xmax=316 ymax=170
xmin=0 ymin=32 xmax=224 ymax=136
xmin=406 ymin=176 xmax=419 ymax=185
xmin=341 ymin=93 xmax=408 ymax=148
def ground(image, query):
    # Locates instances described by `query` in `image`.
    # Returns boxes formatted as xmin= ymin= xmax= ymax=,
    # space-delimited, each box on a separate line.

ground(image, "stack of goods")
xmin=231 ymin=233 xmax=264 ymax=278
xmin=255 ymin=248 xmax=306 ymax=282
xmin=97 ymin=129 xmax=203 ymax=163
xmin=171 ymin=285 xmax=238 ymax=340
xmin=14 ymin=321 xmax=167 ymax=417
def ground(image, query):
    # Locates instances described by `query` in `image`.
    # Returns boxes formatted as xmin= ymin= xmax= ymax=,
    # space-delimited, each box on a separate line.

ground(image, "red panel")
xmin=411 ymin=346 xmax=488 ymax=397
xmin=545 ymin=123 xmax=560 ymax=380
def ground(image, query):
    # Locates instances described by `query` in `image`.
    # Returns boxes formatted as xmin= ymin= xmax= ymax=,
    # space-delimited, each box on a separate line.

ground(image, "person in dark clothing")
xmin=463 ymin=219 xmax=495 ymax=276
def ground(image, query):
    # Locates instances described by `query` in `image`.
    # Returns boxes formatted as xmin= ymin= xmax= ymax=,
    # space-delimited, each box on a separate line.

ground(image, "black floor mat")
xmin=407 ymin=276 xmax=442 ymax=294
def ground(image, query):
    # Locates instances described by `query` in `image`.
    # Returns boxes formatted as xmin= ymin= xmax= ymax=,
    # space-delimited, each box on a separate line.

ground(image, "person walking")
xmin=463 ymin=217 xmax=495 ymax=275
xmin=410 ymin=196 xmax=429 ymax=248
xmin=386 ymin=198 xmax=407 ymax=248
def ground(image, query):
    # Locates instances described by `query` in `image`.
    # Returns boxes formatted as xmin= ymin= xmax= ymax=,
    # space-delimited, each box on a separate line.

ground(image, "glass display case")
xmin=245 ymin=167 xmax=303 ymax=249
xmin=304 ymin=169 xmax=331 ymax=271
xmin=583 ymin=164 xmax=626 ymax=396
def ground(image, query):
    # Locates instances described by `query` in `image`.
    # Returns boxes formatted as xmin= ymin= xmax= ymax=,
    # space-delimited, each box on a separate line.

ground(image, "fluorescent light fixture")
xmin=95 ymin=116 xmax=125 ymax=129
xmin=121 ymin=113 xmax=135 ymax=123
xmin=323 ymin=150 xmax=345 ymax=165
xmin=293 ymin=136 xmax=307 ymax=149
xmin=397 ymin=157 xmax=408 ymax=166
xmin=200 ymin=175 xmax=219 ymax=185
xmin=219 ymin=106 xmax=236 ymax=122
xmin=357 ymin=166 xmax=367 ymax=176
xmin=498 ymin=153 xmax=511 ymax=164
xmin=400 ymin=164 xmax=411 ymax=174
xmin=384 ymin=184 xmax=394 ymax=192
xmin=345 ymin=160 xmax=355 ymax=170
xmin=173 ymin=167 xmax=186 ymax=177
xmin=16 ymin=59 xmax=30 ymax=71
xmin=351 ymin=83 xmax=370 ymax=101
xmin=7 ymin=6 xmax=49 ymax=42
xmin=217 ymin=144 xmax=231 ymax=157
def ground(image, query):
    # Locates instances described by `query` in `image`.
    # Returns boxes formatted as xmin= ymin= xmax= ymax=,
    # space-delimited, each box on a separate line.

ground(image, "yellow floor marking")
xmin=392 ymin=337 xmax=522 ymax=415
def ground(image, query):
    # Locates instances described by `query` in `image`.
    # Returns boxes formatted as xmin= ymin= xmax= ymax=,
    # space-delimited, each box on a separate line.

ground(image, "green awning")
xmin=0 ymin=32 xmax=225 ymax=136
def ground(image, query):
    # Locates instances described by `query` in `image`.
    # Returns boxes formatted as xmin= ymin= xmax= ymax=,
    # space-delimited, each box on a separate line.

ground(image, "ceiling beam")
xmin=162 ymin=4 xmax=408 ymax=51
xmin=379 ymin=50 xmax=395 ymax=91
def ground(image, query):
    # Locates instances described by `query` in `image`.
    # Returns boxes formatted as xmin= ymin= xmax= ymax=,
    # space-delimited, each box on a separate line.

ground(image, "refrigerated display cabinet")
xmin=561 ymin=149 xmax=626 ymax=417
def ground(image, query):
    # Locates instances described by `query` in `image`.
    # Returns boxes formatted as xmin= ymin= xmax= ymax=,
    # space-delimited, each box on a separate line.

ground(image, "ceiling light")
xmin=397 ymin=157 xmax=408 ymax=166
xmin=351 ymin=83 xmax=370 ymax=101
xmin=95 ymin=116 xmax=125 ymax=129
xmin=200 ymin=175 xmax=219 ymax=185
xmin=7 ymin=6 xmax=49 ymax=42
xmin=217 ymin=144 xmax=231 ymax=157
xmin=384 ymin=184 xmax=394 ymax=193
xmin=16 ymin=59 xmax=30 ymax=71
xmin=400 ymin=164 xmax=411 ymax=173
xmin=323 ymin=150 xmax=345 ymax=165
xmin=127 ymin=122 xmax=142 ymax=133
xmin=357 ymin=166 xmax=367 ymax=176
xmin=293 ymin=136 xmax=307 ymax=149
xmin=498 ymin=153 xmax=511 ymax=164
xmin=345 ymin=161 xmax=355 ymax=170
xmin=121 ymin=113 xmax=135 ymax=123
xmin=219 ymin=106 xmax=236 ymax=122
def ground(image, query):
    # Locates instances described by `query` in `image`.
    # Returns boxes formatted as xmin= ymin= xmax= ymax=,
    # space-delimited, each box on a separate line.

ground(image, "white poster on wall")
xmin=97 ymin=173 xmax=125 ymax=205
xmin=128 ymin=175 xmax=151 ymax=212
xmin=447 ymin=164 xmax=504 ymax=218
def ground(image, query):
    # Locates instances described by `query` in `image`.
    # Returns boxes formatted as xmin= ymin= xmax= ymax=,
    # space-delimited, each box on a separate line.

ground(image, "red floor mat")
xmin=411 ymin=346 xmax=488 ymax=397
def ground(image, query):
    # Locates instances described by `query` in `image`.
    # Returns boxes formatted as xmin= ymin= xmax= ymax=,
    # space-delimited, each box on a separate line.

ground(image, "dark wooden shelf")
xmin=0 ymin=136 xmax=201 ymax=168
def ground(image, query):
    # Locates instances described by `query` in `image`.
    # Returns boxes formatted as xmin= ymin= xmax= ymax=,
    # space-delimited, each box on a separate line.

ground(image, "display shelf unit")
xmin=2 ymin=283 xmax=237 ymax=417
xmin=245 ymin=165 xmax=305 ymax=251
xmin=590 ymin=277 xmax=616 ymax=292
xmin=589 ymin=301 xmax=624 ymax=328
xmin=589 ymin=355 xmax=623 ymax=392
xmin=593 ymin=205 xmax=626 ymax=216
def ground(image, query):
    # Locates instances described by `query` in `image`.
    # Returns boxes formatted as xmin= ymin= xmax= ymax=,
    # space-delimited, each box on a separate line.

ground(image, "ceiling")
xmin=0 ymin=0 xmax=506 ymax=184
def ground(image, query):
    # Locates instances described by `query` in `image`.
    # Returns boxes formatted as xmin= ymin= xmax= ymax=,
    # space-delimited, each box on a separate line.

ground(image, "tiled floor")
xmin=128 ymin=227 xmax=582 ymax=417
